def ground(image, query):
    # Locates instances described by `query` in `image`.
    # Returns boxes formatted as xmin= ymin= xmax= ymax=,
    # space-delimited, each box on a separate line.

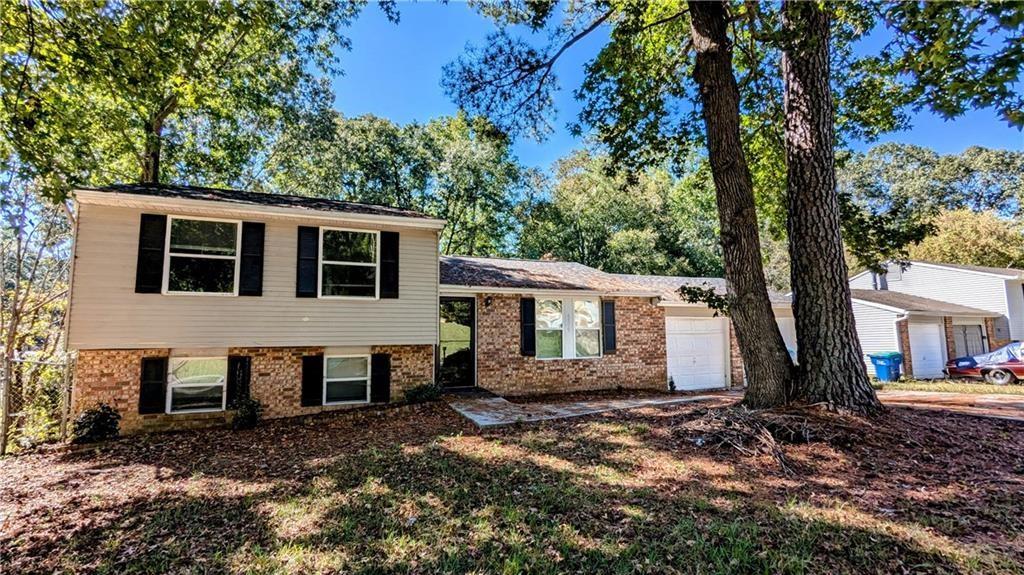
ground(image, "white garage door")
xmin=909 ymin=321 xmax=946 ymax=379
xmin=666 ymin=317 xmax=729 ymax=391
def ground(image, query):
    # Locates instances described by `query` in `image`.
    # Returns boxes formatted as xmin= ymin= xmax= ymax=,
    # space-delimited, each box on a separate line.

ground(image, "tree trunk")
xmin=688 ymin=1 xmax=793 ymax=408
xmin=781 ymin=1 xmax=882 ymax=414
xmin=141 ymin=120 xmax=162 ymax=184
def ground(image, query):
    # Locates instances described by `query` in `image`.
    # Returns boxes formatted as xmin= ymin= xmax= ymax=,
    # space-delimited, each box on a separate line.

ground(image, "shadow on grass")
xmin=6 ymin=404 xmax=1023 ymax=574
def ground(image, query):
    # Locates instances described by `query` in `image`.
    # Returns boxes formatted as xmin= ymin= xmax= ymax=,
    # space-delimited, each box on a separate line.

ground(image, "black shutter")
xmin=370 ymin=353 xmax=391 ymax=403
xmin=226 ymin=355 xmax=251 ymax=407
xmin=379 ymin=231 xmax=400 ymax=299
xmin=138 ymin=356 xmax=168 ymax=414
xmin=296 ymin=226 xmax=319 ymax=297
xmin=135 ymin=214 xmax=167 ymax=293
xmin=300 ymin=354 xmax=323 ymax=406
xmin=239 ymin=222 xmax=265 ymax=296
xmin=520 ymin=297 xmax=536 ymax=356
xmin=602 ymin=299 xmax=617 ymax=354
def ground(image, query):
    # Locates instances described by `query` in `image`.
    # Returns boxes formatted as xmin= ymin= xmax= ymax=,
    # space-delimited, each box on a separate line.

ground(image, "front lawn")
xmin=874 ymin=380 xmax=1024 ymax=395
xmin=2 ymin=400 xmax=1023 ymax=574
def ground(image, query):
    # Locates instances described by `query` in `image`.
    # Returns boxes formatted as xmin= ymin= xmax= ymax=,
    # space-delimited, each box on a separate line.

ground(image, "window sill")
xmin=162 ymin=291 xmax=238 ymax=297
xmin=536 ymin=355 xmax=603 ymax=361
xmin=317 ymin=295 xmax=380 ymax=301
xmin=323 ymin=400 xmax=370 ymax=407
xmin=166 ymin=408 xmax=226 ymax=415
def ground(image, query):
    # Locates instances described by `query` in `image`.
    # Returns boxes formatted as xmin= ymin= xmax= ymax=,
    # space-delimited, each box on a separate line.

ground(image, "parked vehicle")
xmin=944 ymin=341 xmax=1023 ymax=384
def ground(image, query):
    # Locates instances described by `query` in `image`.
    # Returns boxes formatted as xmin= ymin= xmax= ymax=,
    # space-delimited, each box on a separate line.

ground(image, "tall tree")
xmin=1 ymin=0 xmax=393 ymax=198
xmin=260 ymin=112 xmax=526 ymax=256
xmin=688 ymin=0 xmax=792 ymax=407
xmin=781 ymin=2 xmax=880 ymax=413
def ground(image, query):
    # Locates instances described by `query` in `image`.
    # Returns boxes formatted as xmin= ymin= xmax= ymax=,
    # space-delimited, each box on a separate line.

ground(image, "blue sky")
xmin=333 ymin=3 xmax=1023 ymax=171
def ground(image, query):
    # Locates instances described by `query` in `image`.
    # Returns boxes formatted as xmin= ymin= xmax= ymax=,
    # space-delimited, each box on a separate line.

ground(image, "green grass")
xmin=873 ymin=380 xmax=1024 ymax=395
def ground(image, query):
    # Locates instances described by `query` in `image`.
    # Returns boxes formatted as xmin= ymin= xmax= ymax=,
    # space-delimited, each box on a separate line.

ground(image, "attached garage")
xmin=665 ymin=316 xmax=730 ymax=390
xmin=907 ymin=319 xmax=947 ymax=379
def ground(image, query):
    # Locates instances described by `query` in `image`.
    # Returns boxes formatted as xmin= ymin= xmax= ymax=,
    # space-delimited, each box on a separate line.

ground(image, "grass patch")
xmin=873 ymin=380 xmax=1024 ymax=395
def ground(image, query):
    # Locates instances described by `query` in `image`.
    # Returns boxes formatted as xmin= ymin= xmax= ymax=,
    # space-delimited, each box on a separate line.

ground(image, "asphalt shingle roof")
xmin=440 ymin=256 xmax=655 ymax=293
xmin=78 ymin=184 xmax=436 ymax=220
xmin=615 ymin=274 xmax=792 ymax=304
xmin=850 ymin=289 xmax=999 ymax=316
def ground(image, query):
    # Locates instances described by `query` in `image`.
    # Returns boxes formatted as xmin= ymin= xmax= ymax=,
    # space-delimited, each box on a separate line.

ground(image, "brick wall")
xmin=475 ymin=294 xmax=667 ymax=396
xmin=72 ymin=344 xmax=434 ymax=435
xmin=896 ymin=319 xmax=914 ymax=377
xmin=943 ymin=317 xmax=957 ymax=358
xmin=986 ymin=317 xmax=1012 ymax=350
xmin=728 ymin=323 xmax=745 ymax=387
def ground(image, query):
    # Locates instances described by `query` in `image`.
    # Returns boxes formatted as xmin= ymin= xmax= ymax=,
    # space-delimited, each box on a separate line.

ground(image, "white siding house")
xmin=850 ymin=301 xmax=900 ymax=377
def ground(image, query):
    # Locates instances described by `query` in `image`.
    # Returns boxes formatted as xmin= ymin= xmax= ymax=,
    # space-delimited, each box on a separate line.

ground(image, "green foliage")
xmin=839 ymin=143 xmax=1024 ymax=271
xmin=261 ymin=111 xmax=525 ymax=256
xmin=517 ymin=150 xmax=723 ymax=277
xmin=1 ymin=0 xmax=394 ymax=198
xmin=678 ymin=285 xmax=730 ymax=316
xmin=71 ymin=403 xmax=121 ymax=444
xmin=909 ymin=209 xmax=1024 ymax=269
xmin=403 ymin=382 xmax=443 ymax=404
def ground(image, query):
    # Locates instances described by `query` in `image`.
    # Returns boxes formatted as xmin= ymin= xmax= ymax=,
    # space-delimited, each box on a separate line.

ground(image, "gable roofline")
xmin=850 ymin=288 xmax=1000 ymax=317
xmin=848 ymin=261 xmax=1023 ymax=283
xmin=75 ymin=186 xmax=447 ymax=230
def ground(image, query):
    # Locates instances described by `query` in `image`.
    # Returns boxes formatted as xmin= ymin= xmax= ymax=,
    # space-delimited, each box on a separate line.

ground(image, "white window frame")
xmin=536 ymin=296 xmax=603 ymax=360
xmin=323 ymin=354 xmax=372 ymax=406
xmin=165 ymin=356 xmax=228 ymax=414
xmin=162 ymin=215 xmax=242 ymax=296
xmin=317 ymin=227 xmax=380 ymax=300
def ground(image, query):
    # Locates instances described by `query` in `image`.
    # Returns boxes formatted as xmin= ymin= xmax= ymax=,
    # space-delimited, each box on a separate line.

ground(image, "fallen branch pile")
xmin=679 ymin=405 xmax=872 ymax=475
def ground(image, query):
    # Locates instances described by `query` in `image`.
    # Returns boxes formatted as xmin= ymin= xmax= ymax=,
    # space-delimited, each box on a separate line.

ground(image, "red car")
xmin=944 ymin=341 xmax=1023 ymax=385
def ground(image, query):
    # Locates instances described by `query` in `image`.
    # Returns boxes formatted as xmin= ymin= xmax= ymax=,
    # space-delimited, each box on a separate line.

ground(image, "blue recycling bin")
xmin=869 ymin=352 xmax=903 ymax=382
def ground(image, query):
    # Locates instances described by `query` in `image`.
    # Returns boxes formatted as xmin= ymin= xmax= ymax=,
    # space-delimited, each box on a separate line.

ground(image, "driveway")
xmin=877 ymin=390 xmax=1024 ymax=422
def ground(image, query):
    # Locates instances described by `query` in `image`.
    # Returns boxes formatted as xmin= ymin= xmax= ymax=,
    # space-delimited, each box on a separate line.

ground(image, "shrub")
xmin=231 ymin=397 xmax=263 ymax=430
xmin=71 ymin=404 xmax=121 ymax=444
xmin=404 ymin=382 xmax=443 ymax=404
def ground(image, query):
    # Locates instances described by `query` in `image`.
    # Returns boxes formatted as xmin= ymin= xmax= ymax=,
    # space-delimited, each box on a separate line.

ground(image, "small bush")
xmin=231 ymin=397 xmax=263 ymax=430
xmin=404 ymin=382 xmax=443 ymax=404
xmin=71 ymin=404 xmax=121 ymax=444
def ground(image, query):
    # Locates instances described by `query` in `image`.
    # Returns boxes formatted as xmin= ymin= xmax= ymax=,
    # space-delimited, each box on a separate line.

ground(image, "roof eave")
xmin=74 ymin=189 xmax=447 ymax=230
xmin=439 ymin=284 xmax=660 ymax=297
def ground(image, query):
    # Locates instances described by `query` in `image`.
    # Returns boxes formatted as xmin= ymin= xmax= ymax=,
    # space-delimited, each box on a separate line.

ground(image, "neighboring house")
xmin=68 ymin=184 xmax=445 ymax=434
xmin=848 ymin=261 xmax=1022 ymax=378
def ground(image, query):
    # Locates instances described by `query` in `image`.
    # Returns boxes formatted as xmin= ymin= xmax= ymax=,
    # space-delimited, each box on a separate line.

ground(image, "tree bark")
xmin=141 ymin=120 xmax=161 ymax=184
xmin=688 ymin=1 xmax=793 ymax=408
xmin=781 ymin=1 xmax=882 ymax=414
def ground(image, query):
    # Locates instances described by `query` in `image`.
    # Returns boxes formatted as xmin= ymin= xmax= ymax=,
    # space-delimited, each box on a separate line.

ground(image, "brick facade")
xmin=72 ymin=345 xmax=434 ymax=435
xmin=896 ymin=319 xmax=914 ymax=377
xmin=986 ymin=317 xmax=1012 ymax=350
xmin=943 ymin=317 xmax=957 ymax=359
xmin=474 ymin=294 xmax=667 ymax=396
xmin=728 ymin=323 xmax=745 ymax=387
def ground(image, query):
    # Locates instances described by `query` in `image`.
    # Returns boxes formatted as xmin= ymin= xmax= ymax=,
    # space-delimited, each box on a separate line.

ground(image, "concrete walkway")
xmin=445 ymin=393 xmax=729 ymax=428
xmin=877 ymin=390 xmax=1024 ymax=422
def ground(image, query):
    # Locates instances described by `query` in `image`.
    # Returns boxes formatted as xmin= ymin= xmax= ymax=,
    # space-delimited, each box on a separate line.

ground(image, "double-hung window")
xmin=536 ymin=297 xmax=601 ymax=359
xmin=166 ymin=357 xmax=228 ymax=413
xmin=324 ymin=355 xmax=371 ymax=405
xmin=164 ymin=217 xmax=240 ymax=294
xmin=320 ymin=228 xmax=378 ymax=298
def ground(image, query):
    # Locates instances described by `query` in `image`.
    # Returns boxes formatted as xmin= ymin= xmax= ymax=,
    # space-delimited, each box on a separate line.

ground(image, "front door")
xmin=438 ymin=297 xmax=475 ymax=388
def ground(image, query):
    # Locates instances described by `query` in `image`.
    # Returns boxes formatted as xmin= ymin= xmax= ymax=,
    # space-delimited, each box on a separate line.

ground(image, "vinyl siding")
xmin=851 ymin=302 xmax=900 ymax=376
xmin=1005 ymin=280 xmax=1024 ymax=339
xmin=848 ymin=272 xmax=876 ymax=289
xmin=68 ymin=203 xmax=439 ymax=349
xmin=875 ymin=264 xmax=1008 ymax=316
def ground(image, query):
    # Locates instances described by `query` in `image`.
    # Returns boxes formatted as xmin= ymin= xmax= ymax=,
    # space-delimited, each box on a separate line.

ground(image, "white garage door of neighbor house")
xmin=909 ymin=321 xmax=946 ymax=379
xmin=665 ymin=317 xmax=729 ymax=391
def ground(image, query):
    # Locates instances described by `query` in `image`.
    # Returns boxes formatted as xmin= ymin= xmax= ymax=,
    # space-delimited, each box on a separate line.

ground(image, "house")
xmin=67 ymin=183 xmax=796 ymax=435
xmin=68 ymin=184 xmax=445 ymax=434
xmin=848 ymin=261 xmax=1022 ymax=378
